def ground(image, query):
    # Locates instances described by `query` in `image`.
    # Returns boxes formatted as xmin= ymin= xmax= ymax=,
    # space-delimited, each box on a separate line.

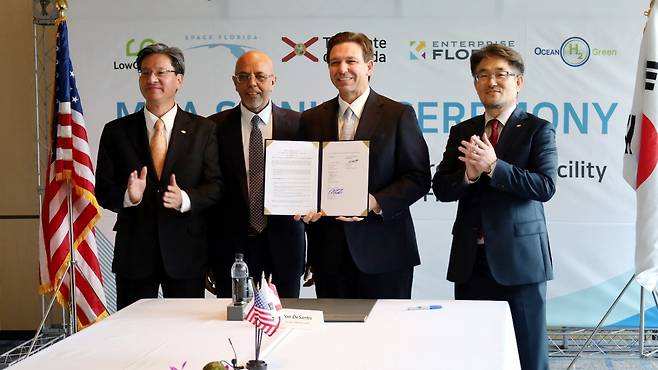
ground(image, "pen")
xmin=406 ymin=304 xmax=442 ymax=311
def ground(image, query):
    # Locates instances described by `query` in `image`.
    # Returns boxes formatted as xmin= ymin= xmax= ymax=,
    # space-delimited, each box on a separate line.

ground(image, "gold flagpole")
xmin=646 ymin=0 xmax=655 ymax=17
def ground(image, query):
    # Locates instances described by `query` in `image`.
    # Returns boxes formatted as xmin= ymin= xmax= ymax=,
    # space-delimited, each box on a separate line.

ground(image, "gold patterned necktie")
xmin=150 ymin=118 xmax=167 ymax=179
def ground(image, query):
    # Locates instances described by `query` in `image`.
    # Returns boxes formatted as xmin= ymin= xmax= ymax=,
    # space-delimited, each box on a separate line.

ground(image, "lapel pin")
xmin=516 ymin=124 xmax=522 ymax=127
xmin=180 ymin=130 xmax=187 ymax=134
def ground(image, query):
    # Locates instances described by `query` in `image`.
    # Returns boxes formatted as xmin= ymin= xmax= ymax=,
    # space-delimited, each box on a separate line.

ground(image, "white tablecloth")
xmin=11 ymin=299 xmax=520 ymax=370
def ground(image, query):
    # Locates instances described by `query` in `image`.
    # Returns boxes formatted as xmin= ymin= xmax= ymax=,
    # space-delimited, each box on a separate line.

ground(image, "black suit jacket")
xmin=207 ymin=104 xmax=305 ymax=284
xmin=96 ymin=107 xmax=222 ymax=280
xmin=300 ymin=91 xmax=431 ymax=275
xmin=432 ymin=108 xmax=557 ymax=285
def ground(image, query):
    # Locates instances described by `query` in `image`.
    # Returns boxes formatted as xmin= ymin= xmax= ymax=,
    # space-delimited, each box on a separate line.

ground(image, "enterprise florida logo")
xmin=535 ymin=36 xmax=617 ymax=68
xmin=409 ymin=40 xmax=516 ymax=61
xmin=409 ymin=41 xmax=426 ymax=60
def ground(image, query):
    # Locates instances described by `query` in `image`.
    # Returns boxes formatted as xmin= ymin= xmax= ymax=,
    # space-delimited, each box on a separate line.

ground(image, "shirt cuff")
xmin=123 ymin=190 xmax=140 ymax=207
xmin=464 ymin=171 xmax=480 ymax=184
xmin=179 ymin=190 xmax=191 ymax=213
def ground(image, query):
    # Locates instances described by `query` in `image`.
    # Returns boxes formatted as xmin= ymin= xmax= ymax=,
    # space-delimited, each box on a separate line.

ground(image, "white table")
xmin=11 ymin=299 xmax=520 ymax=370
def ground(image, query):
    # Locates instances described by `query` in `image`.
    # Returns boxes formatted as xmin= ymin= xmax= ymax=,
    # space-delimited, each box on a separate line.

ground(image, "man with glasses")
xmin=432 ymin=44 xmax=557 ymax=370
xmin=96 ymin=43 xmax=222 ymax=310
xmin=207 ymin=50 xmax=305 ymax=298
xmin=297 ymin=32 xmax=430 ymax=299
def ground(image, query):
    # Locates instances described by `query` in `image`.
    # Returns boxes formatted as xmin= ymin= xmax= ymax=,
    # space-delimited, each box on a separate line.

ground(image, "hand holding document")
xmin=320 ymin=141 xmax=369 ymax=217
xmin=264 ymin=140 xmax=370 ymax=217
xmin=263 ymin=140 xmax=319 ymax=216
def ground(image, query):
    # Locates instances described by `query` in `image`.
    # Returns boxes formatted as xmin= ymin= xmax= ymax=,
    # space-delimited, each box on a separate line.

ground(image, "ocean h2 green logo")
xmin=560 ymin=37 xmax=590 ymax=67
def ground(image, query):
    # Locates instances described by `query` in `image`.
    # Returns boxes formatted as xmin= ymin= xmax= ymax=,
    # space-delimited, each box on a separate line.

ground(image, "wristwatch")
xmin=485 ymin=159 xmax=497 ymax=175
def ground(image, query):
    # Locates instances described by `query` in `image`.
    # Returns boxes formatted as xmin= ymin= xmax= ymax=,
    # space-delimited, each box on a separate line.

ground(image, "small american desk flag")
xmin=244 ymin=277 xmax=281 ymax=336
xmin=624 ymin=6 xmax=658 ymax=291
xmin=39 ymin=17 xmax=108 ymax=328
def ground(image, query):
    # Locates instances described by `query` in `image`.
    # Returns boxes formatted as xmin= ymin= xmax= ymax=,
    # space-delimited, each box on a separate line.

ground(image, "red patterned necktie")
xmin=478 ymin=119 xmax=501 ymax=244
xmin=488 ymin=119 xmax=500 ymax=147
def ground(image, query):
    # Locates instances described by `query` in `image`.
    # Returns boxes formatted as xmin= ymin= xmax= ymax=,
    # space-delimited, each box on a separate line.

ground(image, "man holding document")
xmin=207 ymin=50 xmax=305 ymax=298
xmin=296 ymin=32 xmax=431 ymax=299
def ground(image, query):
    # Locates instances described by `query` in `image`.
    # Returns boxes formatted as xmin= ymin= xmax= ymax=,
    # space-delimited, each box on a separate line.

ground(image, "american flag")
xmin=244 ymin=277 xmax=281 ymax=336
xmin=39 ymin=18 xmax=108 ymax=329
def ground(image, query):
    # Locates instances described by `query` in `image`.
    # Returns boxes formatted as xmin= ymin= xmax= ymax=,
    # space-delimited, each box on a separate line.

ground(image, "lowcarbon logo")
xmin=113 ymin=38 xmax=156 ymax=71
xmin=409 ymin=41 xmax=426 ymax=60
xmin=560 ymin=37 xmax=590 ymax=67
xmin=126 ymin=38 xmax=156 ymax=56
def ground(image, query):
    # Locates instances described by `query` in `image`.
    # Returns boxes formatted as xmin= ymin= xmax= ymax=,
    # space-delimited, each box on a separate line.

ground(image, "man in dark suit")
xmin=432 ymin=44 xmax=557 ymax=370
xmin=207 ymin=50 xmax=305 ymax=298
xmin=298 ymin=32 xmax=430 ymax=299
xmin=96 ymin=43 xmax=222 ymax=310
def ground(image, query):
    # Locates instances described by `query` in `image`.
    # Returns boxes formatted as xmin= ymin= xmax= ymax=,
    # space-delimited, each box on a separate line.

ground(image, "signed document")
xmin=264 ymin=140 xmax=369 ymax=216
xmin=320 ymin=141 xmax=369 ymax=217
xmin=264 ymin=140 xmax=319 ymax=215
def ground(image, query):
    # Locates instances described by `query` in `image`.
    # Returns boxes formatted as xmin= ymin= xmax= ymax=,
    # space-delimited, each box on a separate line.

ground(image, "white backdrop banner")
xmin=67 ymin=1 xmax=652 ymax=326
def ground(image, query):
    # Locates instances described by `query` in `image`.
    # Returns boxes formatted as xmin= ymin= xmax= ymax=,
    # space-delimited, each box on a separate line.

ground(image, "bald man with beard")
xmin=207 ymin=51 xmax=305 ymax=298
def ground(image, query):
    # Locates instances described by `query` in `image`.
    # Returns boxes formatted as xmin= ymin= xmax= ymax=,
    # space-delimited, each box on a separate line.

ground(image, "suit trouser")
xmin=454 ymin=245 xmax=548 ymax=370
xmin=213 ymin=229 xmax=301 ymax=299
xmin=115 ymin=250 xmax=204 ymax=311
xmin=313 ymin=237 xmax=413 ymax=299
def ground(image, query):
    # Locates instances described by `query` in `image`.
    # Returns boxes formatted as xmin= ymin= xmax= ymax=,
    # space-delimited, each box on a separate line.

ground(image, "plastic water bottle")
xmin=230 ymin=253 xmax=250 ymax=305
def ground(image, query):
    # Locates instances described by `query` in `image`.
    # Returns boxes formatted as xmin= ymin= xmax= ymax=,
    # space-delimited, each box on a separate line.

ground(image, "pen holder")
xmin=246 ymin=360 xmax=267 ymax=370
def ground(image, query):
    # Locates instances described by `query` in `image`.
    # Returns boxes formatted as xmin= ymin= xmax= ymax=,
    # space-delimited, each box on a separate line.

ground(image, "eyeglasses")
xmin=138 ymin=69 xmax=177 ymax=78
xmin=233 ymin=73 xmax=274 ymax=83
xmin=474 ymin=70 xmax=518 ymax=83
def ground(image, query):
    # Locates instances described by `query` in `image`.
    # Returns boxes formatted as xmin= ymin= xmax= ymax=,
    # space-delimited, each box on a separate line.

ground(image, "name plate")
xmin=280 ymin=308 xmax=324 ymax=329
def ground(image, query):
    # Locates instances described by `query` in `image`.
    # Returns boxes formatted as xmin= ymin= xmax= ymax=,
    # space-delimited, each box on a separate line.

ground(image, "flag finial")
xmin=55 ymin=0 xmax=68 ymax=17
xmin=646 ymin=0 xmax=655 ymax=16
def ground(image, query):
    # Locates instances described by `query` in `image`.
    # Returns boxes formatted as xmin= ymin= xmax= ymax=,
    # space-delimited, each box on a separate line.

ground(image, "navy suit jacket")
xmin=432 ymin=108 xmax=557 ymax=285
xmin=206 ymin=104 xmax=306 ymax=284
xmin=300 ymin=90 xmax=431 ymax=275
xmin=96 ymin=107 xmax=223 ymax=280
